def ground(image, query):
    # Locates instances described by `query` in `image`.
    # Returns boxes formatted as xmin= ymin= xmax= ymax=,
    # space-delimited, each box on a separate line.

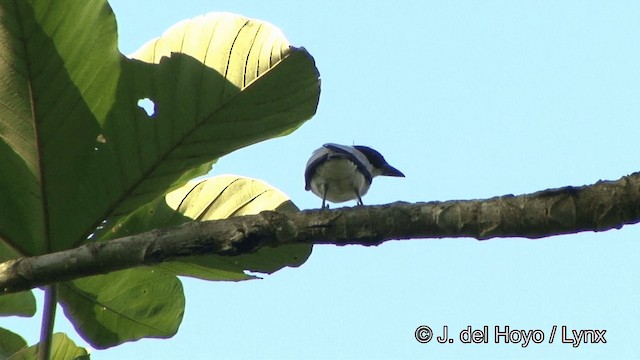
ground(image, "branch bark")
xmin=1 ymin=172 xmax=639 ymax=294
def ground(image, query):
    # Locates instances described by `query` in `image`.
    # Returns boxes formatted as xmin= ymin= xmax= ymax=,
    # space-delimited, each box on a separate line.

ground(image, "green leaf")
xmin=58 ymin=268 xmax=184 ymax=349
xmin=0 ymin=291 xmax=36 ymax=317
xmin=0 ymin=0 xmax=119 ymax=255
xmin=105 ymin=175 xmax=312 ymax=281
xmin=0 ymin=1 xmax=319 ymax=257
xmin=0 ymin=327 xmax=27 ymax=360
xmin=7 ymin=333 xmax=88 ymax=360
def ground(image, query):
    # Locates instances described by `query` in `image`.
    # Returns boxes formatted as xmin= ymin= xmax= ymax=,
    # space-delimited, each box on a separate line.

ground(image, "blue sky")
xmin=5 ymin=1 xmax=640 ymax=359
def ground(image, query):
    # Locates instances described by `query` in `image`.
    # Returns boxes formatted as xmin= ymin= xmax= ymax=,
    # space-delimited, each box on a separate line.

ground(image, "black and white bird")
xmin=304 ymin=143 xmax=405 ymax=208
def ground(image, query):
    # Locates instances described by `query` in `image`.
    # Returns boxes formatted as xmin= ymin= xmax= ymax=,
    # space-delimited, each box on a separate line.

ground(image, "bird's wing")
xmin=304 ymin=147 xmax=331 ymax=190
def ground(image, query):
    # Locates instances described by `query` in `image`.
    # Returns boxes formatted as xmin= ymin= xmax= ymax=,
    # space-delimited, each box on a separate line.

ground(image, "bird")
xmin=304 ymin=143 xmax=405 ymax=208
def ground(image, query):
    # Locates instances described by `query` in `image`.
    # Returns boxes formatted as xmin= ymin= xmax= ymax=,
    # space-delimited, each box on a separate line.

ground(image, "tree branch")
xmin=1 ymin=172 xmax=639 ymax=294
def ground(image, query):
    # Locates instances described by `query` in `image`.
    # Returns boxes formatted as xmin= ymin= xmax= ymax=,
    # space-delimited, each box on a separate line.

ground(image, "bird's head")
xmin=353 ymin=145 xmax=405 ymax=178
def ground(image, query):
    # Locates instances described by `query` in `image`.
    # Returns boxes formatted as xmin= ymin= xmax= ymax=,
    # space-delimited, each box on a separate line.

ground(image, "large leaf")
xmin=58 ymin=268 xmax=184 ymax=349
xmin=97 ymin=13 xmax=320 ymax=237
xmin=0 ymin=0 xmax=119 ymax=256
xmin=8 ymin=333 xmax=88 ymax=360
xmin=0 ymin=1 xmax=320 ymax=257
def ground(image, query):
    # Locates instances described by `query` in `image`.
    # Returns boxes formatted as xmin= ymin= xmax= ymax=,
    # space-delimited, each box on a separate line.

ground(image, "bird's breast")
xmin=310 ymin=159 xmax=371 ymax=203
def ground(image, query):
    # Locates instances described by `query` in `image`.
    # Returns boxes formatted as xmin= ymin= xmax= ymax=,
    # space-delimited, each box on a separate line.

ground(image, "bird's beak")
xmin=381 ymin=164 xmax=405 ymax=177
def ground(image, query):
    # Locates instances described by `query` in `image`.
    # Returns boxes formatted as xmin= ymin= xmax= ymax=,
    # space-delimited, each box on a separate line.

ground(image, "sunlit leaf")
xmin=97 ymin=12 xmax=320 ymax=241
xmin=107 ymin=175 xmax=312 ymax=281
xmin=8 ymin=333 xmax=88 ymax=360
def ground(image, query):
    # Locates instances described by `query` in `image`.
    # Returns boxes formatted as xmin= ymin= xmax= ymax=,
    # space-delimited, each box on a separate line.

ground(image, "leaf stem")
xmin=39 ymin=284 xmax=58 ymax=360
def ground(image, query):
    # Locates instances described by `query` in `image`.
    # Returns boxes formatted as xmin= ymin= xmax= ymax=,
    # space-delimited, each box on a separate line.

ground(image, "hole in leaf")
xmin=137 ymin=98 xmax=156 ymax=117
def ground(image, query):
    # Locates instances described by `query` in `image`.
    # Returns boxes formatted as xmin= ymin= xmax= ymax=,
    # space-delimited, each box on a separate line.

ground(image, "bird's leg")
xmin=355 ymin=191 xmax=363 ymax=206
xmin=322 ymin=184 xmax=329 ymax=209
